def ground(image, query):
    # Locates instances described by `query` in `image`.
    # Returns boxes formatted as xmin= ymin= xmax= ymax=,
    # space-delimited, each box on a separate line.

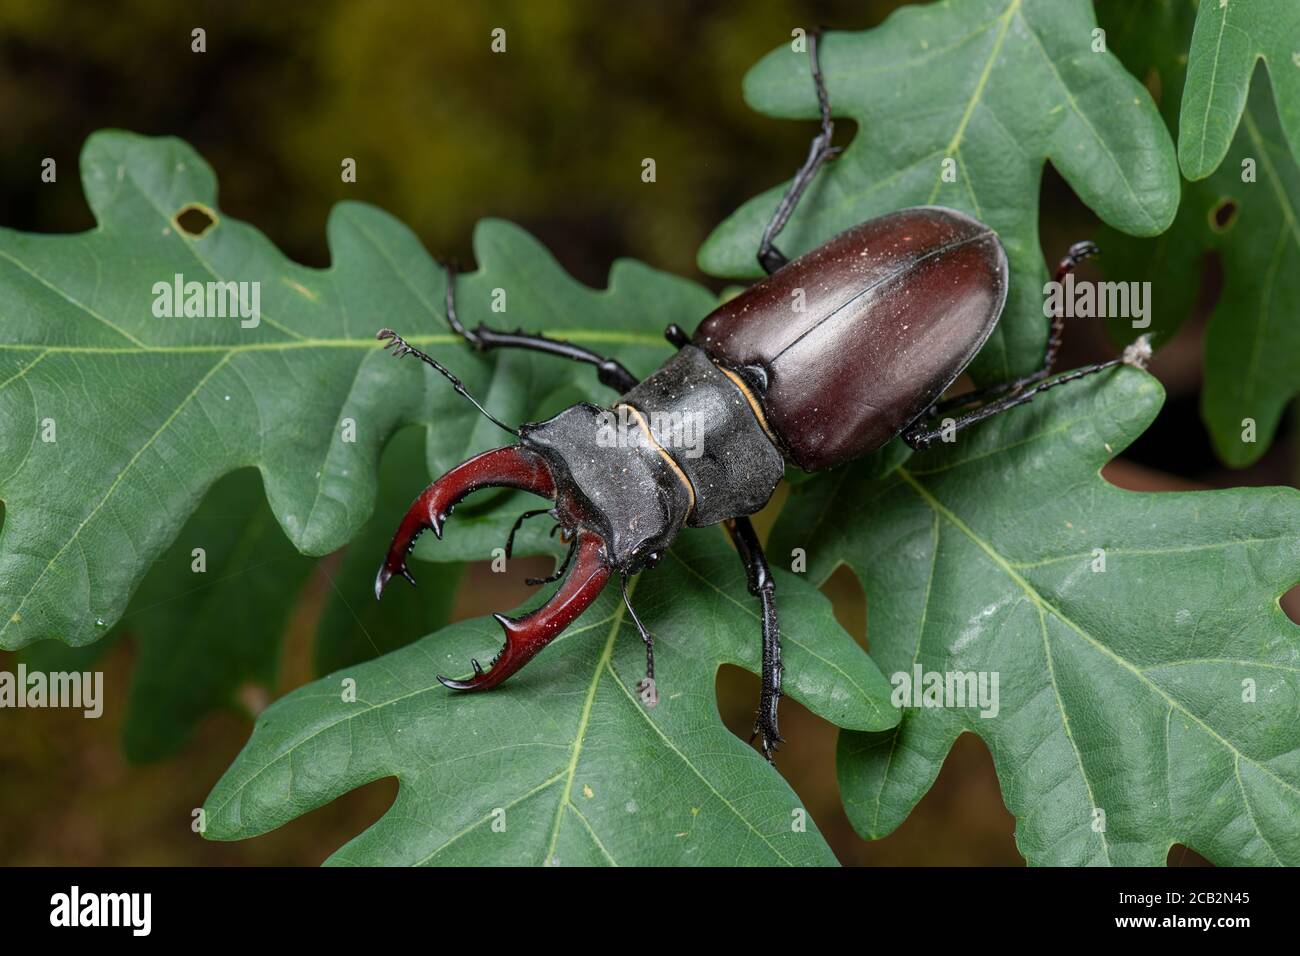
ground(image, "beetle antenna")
xmin=376 ymin=328 xmax=519 ymax=437
xmin=621 ymin=575 xmax=657 ymax=708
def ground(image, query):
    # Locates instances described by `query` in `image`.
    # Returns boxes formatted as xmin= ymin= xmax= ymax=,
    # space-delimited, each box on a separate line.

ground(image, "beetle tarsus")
xmin=636 ymin=677 xmax=658 ymax=708
xmin=902 ymin=429 xmax=933 ymax=451
xmin=1042 ymin=239 xmax=1100 ymax=372
xmin=750 ymin=714 xmax=784 ymax=762
xmin=621 ymin=575 xmax=657 ymax=708
xmin=1061 ymin=240 xmax=1099 ymax=272
xmin=756 ymin=26 xmax=838 ymax=276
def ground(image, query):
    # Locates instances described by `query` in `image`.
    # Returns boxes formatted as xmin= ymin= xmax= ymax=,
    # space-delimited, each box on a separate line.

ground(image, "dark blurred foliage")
xmin=1 ymin=0 xmax=895 ymax=283
xmin=0 ymin=0 xmax=1273 ymax=865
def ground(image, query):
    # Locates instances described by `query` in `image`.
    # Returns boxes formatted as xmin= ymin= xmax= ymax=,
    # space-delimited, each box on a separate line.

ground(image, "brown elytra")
xmin=692 ymin=206 xmax=1009 ymax=471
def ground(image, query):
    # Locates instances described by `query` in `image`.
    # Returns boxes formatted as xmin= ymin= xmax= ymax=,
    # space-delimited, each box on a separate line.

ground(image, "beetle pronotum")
xmin=373 ymin=31 xmax=1151 ymax=761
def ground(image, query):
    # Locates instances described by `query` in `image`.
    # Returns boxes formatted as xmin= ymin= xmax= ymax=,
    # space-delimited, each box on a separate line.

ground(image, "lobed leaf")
xmin=1177 ymin=0 xmax=1300 ymax=180
xmin=1097 ymin=0 xmax=1300 ymax=466
xmin=699 ymin=0 xmax=1179 ymax=383
xmin=773 ymin=367 xmax=1300 ymax=866
xmin=203 ymin=528 xmax=898 ymax=866
xmin=0 ymin=132 xmax=707 ymax=650
xmin=19 ymin=426 xmax=462 ymax=762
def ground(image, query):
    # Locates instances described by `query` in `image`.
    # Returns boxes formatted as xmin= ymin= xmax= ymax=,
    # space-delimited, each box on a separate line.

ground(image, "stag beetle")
xmin=373 ymin=32 xmax=1151 ymax=761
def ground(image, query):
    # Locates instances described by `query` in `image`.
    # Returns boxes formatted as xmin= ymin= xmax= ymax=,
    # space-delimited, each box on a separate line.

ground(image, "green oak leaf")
xmin=0 ymin=131 xmax=708 ymax=651
xmin=772 ymin=367 xmax=1300 ymax=866
xmin=1182 ymin=75 xmax=1298 ymax=468
xmin=20 ymin=425 xmax=462 ymax=762
xmin=202 ymin=528 xmax=899 ymax=866
xmin=1097 ymin=1 xmax=1300 ymax=467
xmin=698 ymin=0 xmax=1179 ymax=383
xmin=1177 ymin=0 xmax=1300 ymax=180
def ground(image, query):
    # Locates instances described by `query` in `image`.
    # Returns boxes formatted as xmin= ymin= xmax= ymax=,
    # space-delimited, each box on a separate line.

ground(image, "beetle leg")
xmin=438 ymin=530 xmax=612 ymax=691
xmin=902 ymin=335 xmax=1153 ymax=451
xmin=1040 ymin=240 xmax=1100 ymax=372
xmin=439 ymin=262 xmax=640 ymax=393
xmin=663 ymin=323 xmax=690 ymax=350
xmin=902 ymin=240 xmax=1144 ymax=451
xmin=504 ymin=507 xmax=554 ymax=559
xmin=920 ymin=240 xmax=1102 ymax=419
xmin=375 ymin=444 xmax=556 ymax=599
xmin=620 ymin=574 xmax=658 ymax=708
xmin=724 ymin=517 xmax=783 ymax=763
xmin=756 ymin=27 xmax=840 ymax=275
xmin=525 ymin=534 xmax=577 ymax=586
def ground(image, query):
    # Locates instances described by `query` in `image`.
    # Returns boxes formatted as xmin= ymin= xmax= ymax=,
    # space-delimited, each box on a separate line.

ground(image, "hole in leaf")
xmin=174 ymin=203 xmax=217 ymax=237
xmin=1209 ymin=198 xmax=1238 ymax=233
xmin=1281 ymin=582 xmax=1300 ymax=625
xmin=1166 ymin=843 xmax=1212 ymax=866
xmin=830 ymin=116 xmax=857 ymax=154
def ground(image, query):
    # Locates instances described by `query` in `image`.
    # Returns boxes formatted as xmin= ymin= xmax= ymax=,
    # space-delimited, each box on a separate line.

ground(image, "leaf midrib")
xmin=0 ymin=329 xmax=666 ymax=357
xmin=925 ymin=0 xmax=1019 ymax=204
xmin=542 ymin=579 xmax=630 ymax=865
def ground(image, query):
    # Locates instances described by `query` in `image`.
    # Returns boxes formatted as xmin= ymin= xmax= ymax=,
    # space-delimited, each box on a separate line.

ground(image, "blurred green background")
xmin=2 ymin=0 xmax=1282 ymax=865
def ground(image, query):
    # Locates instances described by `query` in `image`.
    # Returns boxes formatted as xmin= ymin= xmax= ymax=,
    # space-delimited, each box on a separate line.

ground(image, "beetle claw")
xmin=433 ymin=531 xmax=611 ymax=692
xmin=750 ymin=715 xmax=783 ymax=763
xmin=375 ymin=444 xmax=556 ymax=601
xmin=374 ymin=561 xmax=419 ymax=600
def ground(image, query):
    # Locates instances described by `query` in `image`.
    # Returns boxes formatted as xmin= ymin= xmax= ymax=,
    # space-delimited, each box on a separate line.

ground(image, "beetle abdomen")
xmin=692 ymin=206 xmax=1009 ymax=471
